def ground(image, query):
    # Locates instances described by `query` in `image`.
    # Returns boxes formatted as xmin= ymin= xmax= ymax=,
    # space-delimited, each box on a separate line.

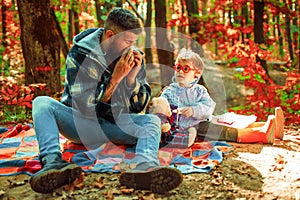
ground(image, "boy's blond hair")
xmin=176 ymin=48 xmax=204 ymax=73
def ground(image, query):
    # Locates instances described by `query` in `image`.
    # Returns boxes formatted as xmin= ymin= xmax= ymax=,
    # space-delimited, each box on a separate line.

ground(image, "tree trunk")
xmin=185 ymin=0 xmax=198 ymax=35
xmin=17 ymin=0 xmax=60 ymax=96
xmin=51 ymin=8 xmax=68 ymax=58
xmin=177 ymin=0 xmax=185 ymax=49
xmin=1 ymin=1 xmax=7 ymax=46
xmin=95 ymin=0 xmax=113 ymax=27
xmin=272 ymin=15 xmax=276 ymax=39
xmin=201 ymin=0 xmax=208 ymax=15
xmin=185 ymin=0 xmax=203 ymax=56
xmin=277 ymin=15 xmax=284 ymax=57
xmin=68 ymin=8 xmax=73 ymax=45
xmin=285 ymin=11 xmax=294 ymax=61
xmin=125 ymin=0 xmax=144 ymax=23
xmin=292 ymin=1 xmax=299 ymax=71
xmin=154 ymin=0 xmax=174 ymax=87
xmin=254 ymin=1 xmax=264 ymax=44
xmin=254 ymin=0 xmax=269 ymax=78
xmin=145 ymin=0 xmax=153 ymax=64
xmin=95 ymin=0 xmax=103 ymax=26
xmin=241 ymin=4 xmax=250 ymax=42
xmin=73 ymin=8 xmax=80 ymax=35
xmin=73 ymin=1 xmax=80 ymax=34
xmin=185 ymin=0 xmax=207 ymax=87
xmin=116 ymin=0 xmax=123 ymax=7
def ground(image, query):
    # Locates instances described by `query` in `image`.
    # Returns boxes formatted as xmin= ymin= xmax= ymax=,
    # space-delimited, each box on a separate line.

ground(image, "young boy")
xmin=160 ymin=48 xmax=284 ymax=147
xmin=160 ymin=48 xmax=215 ymax=147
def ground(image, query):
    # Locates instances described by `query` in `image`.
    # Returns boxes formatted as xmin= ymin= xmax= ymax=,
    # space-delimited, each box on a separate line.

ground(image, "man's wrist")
xmin=126 ymin=77 xmax=136 ymax=88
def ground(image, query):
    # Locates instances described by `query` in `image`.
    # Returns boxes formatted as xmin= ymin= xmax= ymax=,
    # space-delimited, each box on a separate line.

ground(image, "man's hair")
xmin=176 ymin=48 xmax=204 ymax=72
xmin=104 ymin=7 xmax=143 ymax=35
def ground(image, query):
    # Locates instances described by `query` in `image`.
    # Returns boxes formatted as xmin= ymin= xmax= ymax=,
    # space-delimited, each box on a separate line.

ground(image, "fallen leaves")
xmin=93 ymin=177 xmax=105 ymax=189
xmin=120 ymin=187 xmax=134 ymax=194
xmin=63 ymin=172 xmax=85 ymax=192
xmin=270 ymin=154 xmax=287 ymax=172
xmin=8 ymin=178 xmax=27 ymax=188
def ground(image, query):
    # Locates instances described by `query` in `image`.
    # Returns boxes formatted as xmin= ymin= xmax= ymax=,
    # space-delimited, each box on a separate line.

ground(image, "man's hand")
xmin=111 ymin=48 xmax=136 ymax=83
xmin=126 ymin=50 xmax=143 ymax=87
xmin=102 ymin=48 xmax=143 ymax=102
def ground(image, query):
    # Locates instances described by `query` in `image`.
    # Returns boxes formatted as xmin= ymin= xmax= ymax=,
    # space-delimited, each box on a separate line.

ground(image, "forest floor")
xmin=0 ymin=63 xmax=300 ymax=200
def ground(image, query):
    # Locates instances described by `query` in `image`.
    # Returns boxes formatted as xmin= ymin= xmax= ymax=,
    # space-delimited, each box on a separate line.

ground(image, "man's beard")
xmin=106 ymin=41 xmax=125 ymax=67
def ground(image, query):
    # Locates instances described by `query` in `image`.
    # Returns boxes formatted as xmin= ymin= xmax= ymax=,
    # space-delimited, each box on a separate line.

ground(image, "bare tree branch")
xmin=125 ymin=0 xmax=144 ymax=23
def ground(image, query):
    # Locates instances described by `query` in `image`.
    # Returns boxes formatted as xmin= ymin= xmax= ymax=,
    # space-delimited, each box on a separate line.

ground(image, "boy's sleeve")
xmin=191 ymin=86 xmax=216 ymax=120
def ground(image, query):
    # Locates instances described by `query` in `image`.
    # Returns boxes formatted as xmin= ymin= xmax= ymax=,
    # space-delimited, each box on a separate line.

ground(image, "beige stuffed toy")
xmin=149 ymin=97 xmax=196 ymax=147
xmin=149 ymin=97 xmax=172 ymax=133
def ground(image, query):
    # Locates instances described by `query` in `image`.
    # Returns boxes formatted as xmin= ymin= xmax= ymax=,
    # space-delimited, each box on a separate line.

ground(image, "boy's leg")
xmin=196 ymin=121 xmax=238 ymax=142
xmin=188 ymin=127 xmax=197 ymax=147
xmin=246 ymin=122 xmax=265 ymax=128
xmin=237 ymin=115 xmax=275 ymax=144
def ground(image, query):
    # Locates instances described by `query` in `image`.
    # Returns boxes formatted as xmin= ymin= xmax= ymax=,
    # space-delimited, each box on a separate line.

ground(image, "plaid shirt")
xmin=61 ymin=28 xmax=151 ymax=122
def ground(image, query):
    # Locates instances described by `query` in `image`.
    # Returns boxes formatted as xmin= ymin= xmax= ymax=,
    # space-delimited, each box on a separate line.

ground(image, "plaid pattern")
xmin=0 ymin=127 xmax=233 ymax=175
xmin=159 ymin=110 xmax=190 ymax=148
xmin=161 ymin=128 xmax=189 ymax=148
xmin=160 ymin=83 xmax=216 ymax=129
xmin=60 ymin=28 xmax=151 ymax=121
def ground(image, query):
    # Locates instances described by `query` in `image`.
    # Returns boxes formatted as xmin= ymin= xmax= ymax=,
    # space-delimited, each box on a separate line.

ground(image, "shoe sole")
xmin=275 ymin=107 xmax=284 ymax=139
xmin=30 ymin=164 xmax=82 ymax=193
xmin=119 ymin=167 xmax=183 ymax=193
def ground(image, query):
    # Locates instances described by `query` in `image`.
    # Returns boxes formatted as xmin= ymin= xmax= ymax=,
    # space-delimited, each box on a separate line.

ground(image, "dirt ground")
xmin=1 ymin=64 xmax=299 ymax=200
xmin=0 ymin=126 xmax=299 ymax=200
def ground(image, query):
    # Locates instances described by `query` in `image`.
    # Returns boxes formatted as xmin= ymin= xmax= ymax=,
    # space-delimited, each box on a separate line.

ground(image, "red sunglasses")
xmin=173 ymin=63 xmax=199 ymax=73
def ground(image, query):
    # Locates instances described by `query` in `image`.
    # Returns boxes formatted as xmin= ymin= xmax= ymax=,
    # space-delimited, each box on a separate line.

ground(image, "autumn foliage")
xmin=168 ymin=0 xmax=299 ymax=125
xmin=0 ymin=0 xmax=299 ymax=125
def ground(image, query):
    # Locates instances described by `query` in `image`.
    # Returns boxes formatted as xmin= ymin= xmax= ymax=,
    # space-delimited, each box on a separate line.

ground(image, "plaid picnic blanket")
xmin=0 ymin=125 xmax=233 ymax=176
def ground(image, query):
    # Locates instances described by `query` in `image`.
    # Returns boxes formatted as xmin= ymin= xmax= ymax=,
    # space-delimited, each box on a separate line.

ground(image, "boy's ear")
xmin=195 ymin=70 xmax=202 ymax=79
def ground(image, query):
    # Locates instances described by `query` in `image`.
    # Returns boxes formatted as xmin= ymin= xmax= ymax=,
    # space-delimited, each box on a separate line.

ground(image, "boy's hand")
xmin=179 ymin=107 xmax=194 ymax=117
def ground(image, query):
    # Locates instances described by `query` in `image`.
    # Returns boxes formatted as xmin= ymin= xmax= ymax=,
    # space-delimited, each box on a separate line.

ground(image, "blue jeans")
xmin=32 ymin=96 xmax=161 ymax=168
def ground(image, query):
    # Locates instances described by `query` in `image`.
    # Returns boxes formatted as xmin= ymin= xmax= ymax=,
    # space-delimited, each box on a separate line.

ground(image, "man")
xmin=30 ymin=7 xmax=182 ymax=194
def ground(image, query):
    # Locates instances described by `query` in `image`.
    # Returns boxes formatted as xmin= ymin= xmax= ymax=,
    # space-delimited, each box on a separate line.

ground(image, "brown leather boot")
xmin=30 ymin=153 xmax=82 ymax=193
xmin=119 ymin=167 xmax=183 ymax=193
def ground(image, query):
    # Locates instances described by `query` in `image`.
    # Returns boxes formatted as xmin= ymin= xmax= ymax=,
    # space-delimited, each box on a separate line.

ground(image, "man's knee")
xmin=32 ymin=96 xmax=56 ymax=115
xmin=149 ymin=114 xmax=161 ymax=125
